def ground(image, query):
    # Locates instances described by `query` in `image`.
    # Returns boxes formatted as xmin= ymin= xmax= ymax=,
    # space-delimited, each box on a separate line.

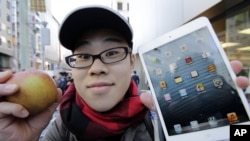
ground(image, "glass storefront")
xmin=215 ymin=4 xmax=250 ymax=95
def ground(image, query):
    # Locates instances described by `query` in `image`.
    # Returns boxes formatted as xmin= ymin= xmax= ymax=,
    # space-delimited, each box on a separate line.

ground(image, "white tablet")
xmin=138 ymin=17 xmax=250 ymax=141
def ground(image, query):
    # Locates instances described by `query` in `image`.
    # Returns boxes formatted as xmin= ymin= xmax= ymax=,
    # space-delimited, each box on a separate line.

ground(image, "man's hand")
xmin=0 ymin=71 xmax=62 ymax=141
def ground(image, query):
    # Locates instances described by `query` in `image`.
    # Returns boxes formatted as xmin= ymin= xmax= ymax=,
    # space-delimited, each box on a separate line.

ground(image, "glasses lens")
xmin=66 ymin=47 xmax=130 ymax=68
xmin=67 ymin=54 xmax=93 ymax=68
xmin=101 ymin=47 xmax=127 ymax=63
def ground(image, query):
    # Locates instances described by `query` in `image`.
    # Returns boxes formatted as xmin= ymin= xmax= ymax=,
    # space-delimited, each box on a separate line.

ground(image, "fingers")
xmin=236 ymin=76 xmax=250 ymax=90
xmin=56 ymin=88 xmax=62 ymax=104
xmin=48 ymin=103 xmax=59 ymax=113
xmin=230 ymin=60 xmax=243 ymax=74
xmin=230 ymin=60 xmax=250 ymax=89
xmin=0 ymin=71 xmax=18 ymax=96
xmin=0 ymin=84 xmax=18 ymax=96
xmin=0 ymin=71 xmax=22 ymax=118
xmin=28 ymin=89 xmax=61 ymax=124
xmin=50 ymin=89 xmax=62 ymax=112
xmin=140 ymin=93 xmax=156 ymax=112
xmin=0 ymin=102 xmax=29 ymax=118
xmin=27 ymin=102 xmax=59 ymax=133
xmin=0 ymin=71 xmax=13 ymax=83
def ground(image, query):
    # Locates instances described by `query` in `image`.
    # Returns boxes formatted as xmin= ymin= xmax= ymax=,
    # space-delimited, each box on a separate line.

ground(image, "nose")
xmin=88 ymin=58 xmax=108 ymax=75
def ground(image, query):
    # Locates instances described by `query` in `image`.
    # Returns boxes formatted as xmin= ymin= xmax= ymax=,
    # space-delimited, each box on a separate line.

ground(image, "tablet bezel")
xmin=138 ymin=16 xmax=250 ymax=141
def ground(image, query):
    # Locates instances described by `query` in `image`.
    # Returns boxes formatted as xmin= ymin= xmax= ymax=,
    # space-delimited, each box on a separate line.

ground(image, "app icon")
xmin=180 ymin=44 xmax=187 ymax=52
xmin=165 ymin=51 xmax=172 ymax=57
xmin=191 ymin=70 xmax=199 ymax=78
xmin=227 ymin=112 xmax=239 ymax=123
xmin=185 ymin=57 xmax=193 ymax=64
xmin=213 ymin=78 xmax=223 ymax=88
xmin=196 ymin=83 xmax=206 ymax=94
xmin=155 ymin=68 xmax=163 ymax=76
xmin=164 ymin=93 xmax=172 ymax=102
xmin=169 ymin=63 xmax=177 ymax=73
xmin=208 ymin=116 xmax=218 ymax=127
xmin=207 ymin=64 xmax=216 ymax=73
xmin=201 ymin=52 xmax=210 ymax=59
xmin=174 ymin=76 xmax=183 ymax=83
xmin=174 ymin=124 xmax=182 ymax=133
xmin=179 ymin=89 xmax=187 ymax=98
xmin=153 ymin=57 xmax=160 ymax=64
xmin=190 ymin=120 xmax=199 ymax=130
xmin=160 ymin=81 xmax=167 ymax=89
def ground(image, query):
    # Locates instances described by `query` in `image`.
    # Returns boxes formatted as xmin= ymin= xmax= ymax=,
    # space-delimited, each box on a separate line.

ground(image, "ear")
xmin=130 ymin=54 xmax=136 ymax=70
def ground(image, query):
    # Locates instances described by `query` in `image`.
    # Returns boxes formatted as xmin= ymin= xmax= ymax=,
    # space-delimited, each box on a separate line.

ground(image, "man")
xmin=0 ymin=5 xmax=249 ymax=141
xmin=132 ymin=70 xmax=140 ymax=86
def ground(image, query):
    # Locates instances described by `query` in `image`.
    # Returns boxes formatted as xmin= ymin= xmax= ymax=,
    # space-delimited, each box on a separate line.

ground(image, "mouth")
xmin=87 ymin=82 xmax=114 ymax=88
xmin=87 ymin=82 xmax=114 ymax=94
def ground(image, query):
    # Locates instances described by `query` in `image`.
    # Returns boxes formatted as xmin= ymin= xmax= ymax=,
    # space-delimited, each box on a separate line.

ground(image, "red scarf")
xmin=60 ymin=81 xmax=147 ymax=140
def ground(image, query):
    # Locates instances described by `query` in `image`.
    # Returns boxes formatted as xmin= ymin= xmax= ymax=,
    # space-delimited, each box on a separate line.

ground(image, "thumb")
xmin=140 ymin=92 xmax=157 ymax=112
xmin=28 ymin=102 xmax=59 ymax=133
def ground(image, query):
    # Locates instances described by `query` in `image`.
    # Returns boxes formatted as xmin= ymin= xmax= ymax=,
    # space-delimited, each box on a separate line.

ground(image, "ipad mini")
xmin=138 ymin=17 xmax=250 ymax=141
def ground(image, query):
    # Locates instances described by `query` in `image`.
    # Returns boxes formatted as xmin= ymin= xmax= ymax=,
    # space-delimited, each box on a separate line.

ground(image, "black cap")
xmin=59 ymin=5 xmax=133 ymax=50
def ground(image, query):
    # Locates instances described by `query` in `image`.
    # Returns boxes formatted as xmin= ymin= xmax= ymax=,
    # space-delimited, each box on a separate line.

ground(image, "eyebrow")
xmin=103 ymin=37 xmax=124 ymax=43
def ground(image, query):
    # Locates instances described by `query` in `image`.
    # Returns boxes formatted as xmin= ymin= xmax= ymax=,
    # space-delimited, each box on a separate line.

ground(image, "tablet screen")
xmin=141 ymin=26 xmax=250 ymax=136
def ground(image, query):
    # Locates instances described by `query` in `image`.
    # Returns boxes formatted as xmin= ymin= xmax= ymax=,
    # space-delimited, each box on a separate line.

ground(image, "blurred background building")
xmin=0 ymin=0 xmax=71 ymax=75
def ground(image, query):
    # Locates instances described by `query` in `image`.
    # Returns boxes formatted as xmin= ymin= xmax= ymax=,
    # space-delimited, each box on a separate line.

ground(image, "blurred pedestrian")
xmin=131 ymin=70 xmax=140 ymax=86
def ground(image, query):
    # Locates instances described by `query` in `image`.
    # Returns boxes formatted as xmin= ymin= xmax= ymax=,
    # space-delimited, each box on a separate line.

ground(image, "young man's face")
xmin=72 ymin=29 xmax=135 ymax=112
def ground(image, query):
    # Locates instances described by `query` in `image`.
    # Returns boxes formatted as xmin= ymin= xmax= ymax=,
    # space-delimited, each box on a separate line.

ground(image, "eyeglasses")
xmin=65 ymin=47 xmax=132 ymax=68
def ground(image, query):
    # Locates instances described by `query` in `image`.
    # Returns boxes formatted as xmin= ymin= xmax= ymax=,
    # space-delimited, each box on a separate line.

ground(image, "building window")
xmin=7 ymin=14 xmax=11 ymax=22
xmin=117 ymin=2 xmax=123 ymax=10
xmin=7 ymin=1 xmax=10 ymax=9
xmin=0 ymin=53 xmax=10 ymax=69
xmin=7 ymin=40 xmax=11 ymax=48
xmin=7 ymin=27 xmax=11 ymax=35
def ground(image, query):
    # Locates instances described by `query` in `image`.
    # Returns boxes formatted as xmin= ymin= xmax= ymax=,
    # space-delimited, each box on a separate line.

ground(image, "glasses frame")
xmin=65 ymin=47 xmax=132 ymax=68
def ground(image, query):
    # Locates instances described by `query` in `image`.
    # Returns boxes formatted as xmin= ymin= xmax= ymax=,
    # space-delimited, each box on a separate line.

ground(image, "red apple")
xmin=5 ymin=69 xmax=58 ymax=115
